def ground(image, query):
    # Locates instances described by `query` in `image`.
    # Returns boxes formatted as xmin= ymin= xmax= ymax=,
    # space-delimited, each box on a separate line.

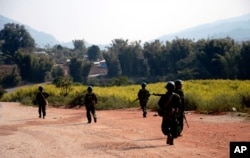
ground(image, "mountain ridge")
xmin=0 ymin=15 xmax=60 ymax=48
xmin=157 ymin=13 xmax=250 ymax=42
xmin=1 ymin=13 xmax=250 ymax=49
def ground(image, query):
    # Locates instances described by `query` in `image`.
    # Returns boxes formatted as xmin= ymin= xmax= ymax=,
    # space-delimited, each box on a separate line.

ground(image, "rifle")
xmin=152 ymin=93 xmax=165 ymax=96
xmin=134 ymin=92 xmax=152 ymax=102
xmin=183 ymin=113 xmax=189 ymax=128
xmin=133 ymin=98 xmax=139 ymax=103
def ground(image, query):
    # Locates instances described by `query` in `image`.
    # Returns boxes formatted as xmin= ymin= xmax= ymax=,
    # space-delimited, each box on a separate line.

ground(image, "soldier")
xmin=36 ymin=86 xmax=49 ymax=119
xmin=157 ymin=81 xmax=181 ymax=145
xmin=84 ymin=86 xmax=97 ymax=123
xmin=174 ymin=79 xmax=185 ymax=136
xmin=137 ymin=82 xmax=150 ymax=118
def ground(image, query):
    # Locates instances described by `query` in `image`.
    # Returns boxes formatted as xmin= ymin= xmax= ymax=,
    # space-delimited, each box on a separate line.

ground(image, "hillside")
xmin=157 ymin=13 xmax=250 ymax=42
xmin=0 ymin=15 xmax=60 ymax=48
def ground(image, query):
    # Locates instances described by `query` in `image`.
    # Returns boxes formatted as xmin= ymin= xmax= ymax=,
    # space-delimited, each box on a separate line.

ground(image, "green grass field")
xmin=1 ymin=80 xmax=250 ymax=114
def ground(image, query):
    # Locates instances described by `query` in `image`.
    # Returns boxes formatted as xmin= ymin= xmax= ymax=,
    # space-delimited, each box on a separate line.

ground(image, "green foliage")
xmin=69 ymin=58 xmax=91 ymax=83
xmin=0 ymin=85 xmax=6 ymax=98
xmin=1 ymin=80 xmax=250 ymax=114
xmin=102 ymin=37 xmax=250 ymax=80
xmin=0 ymin=23 xmax=35 ymax=64
xmin=87 ymin=45 xmax=101 ymax=61
xmin=15 ymin=52 xmax=54 ymax=83
xmin=108 ymin=76 xmax=129 ymax=86
xmin=51 ymin=65 xmax=64 ymax=78
xmin=53 ymin=76 xmax=73 ymax=96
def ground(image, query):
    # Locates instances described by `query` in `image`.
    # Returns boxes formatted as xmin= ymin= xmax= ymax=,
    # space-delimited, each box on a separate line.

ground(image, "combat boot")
xmin=167 ymin=135 xmax=174 ymax=145
xmin=169 ymin=136 xmax=174 ymax=145
xmin=166 ymin=136 xmax=170 ymax=144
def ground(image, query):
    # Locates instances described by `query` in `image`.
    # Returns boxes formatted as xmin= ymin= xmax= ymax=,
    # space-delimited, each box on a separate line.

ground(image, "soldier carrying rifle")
xmin=137 ymin=82 xmax=151 ymax=118
xmin=152 ymin=81 xmax=181 ymax=145
xmin=174 ymin=79 xmax=186 ymax=136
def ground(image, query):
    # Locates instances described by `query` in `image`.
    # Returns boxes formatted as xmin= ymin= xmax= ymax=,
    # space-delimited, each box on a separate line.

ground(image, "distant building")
xmin=88 ymin=60 xmax=107 ymax=77
xmin=99 ymin=60 xmax=107 ymax=68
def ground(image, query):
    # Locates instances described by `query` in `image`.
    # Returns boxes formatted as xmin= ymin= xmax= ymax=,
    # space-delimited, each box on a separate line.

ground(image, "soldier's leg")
xmin=90 ymin=105 xmax=97 ymax=123
xmin=86 ymin=106 xmax=92 ymax=123
xmin=38 ymin=105 xmax=42 ymax=118
xmin=140 ymin=102 xmax=147 ymax=117
xmin=169 ymin=120 xmax=176 ymax=145
xmin=179 ymin=113 xmax=184 ymax=134
xmin=161 ymin=118 xmax=170 ymax=135
xmin=42 ymin=105 xmax=46 ymax=119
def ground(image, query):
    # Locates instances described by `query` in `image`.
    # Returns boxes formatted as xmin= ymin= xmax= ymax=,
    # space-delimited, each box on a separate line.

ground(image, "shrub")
xmin=1 ymin=80 xmax=250 ymax=114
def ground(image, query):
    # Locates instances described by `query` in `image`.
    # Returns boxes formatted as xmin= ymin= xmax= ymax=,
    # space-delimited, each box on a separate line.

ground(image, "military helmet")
xmin=141 ymin=82 xmax=146 ymax=87
xmin=87 ymin=86 xmax=93 ymax=92
xmin=175 ymin=79 xmax=183 ymax=86
xmin=38 ymin=86 xmax=43 ymax=91
xmin=165 ymin=81 xmax=175 ymax=90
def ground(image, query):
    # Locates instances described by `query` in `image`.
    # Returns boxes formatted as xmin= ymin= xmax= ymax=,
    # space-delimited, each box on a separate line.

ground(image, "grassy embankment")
xmin=1 ymin=80 xmax=250 ymax=114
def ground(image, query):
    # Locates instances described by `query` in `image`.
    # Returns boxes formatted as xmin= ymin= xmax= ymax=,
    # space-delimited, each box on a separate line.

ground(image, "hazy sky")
xmin=0 ymin=0 xmax=250 ymax=44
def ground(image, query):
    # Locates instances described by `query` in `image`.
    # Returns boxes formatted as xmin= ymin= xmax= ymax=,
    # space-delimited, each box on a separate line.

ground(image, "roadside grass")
xmin=1 ymin=80 xmax=250 ymax=114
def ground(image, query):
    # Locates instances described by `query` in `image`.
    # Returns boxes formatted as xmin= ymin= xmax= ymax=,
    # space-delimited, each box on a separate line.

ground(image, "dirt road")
xmin=0 ymin=102 xmax=249 ymax=158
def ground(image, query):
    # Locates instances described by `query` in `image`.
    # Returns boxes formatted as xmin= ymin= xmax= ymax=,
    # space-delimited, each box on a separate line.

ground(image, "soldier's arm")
xmin=152 ymin=93 xmax=165 ymax=96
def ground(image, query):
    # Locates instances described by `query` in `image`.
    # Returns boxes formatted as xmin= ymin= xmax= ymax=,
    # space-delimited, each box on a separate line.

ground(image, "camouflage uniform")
xmin=174 ymin=80 xmax=185 ymax=136
xmin=158 ymin=82 xmax=181 ymax=145
xmin=137 ymin=82 xmax=150 ymax=118
xmin=84 ymin=86 xmax=97 ymax=123
xmin=36 ymin=86 xmax=49 ymax=119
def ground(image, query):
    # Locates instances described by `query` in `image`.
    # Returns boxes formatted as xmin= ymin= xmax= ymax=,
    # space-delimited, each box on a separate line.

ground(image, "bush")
xmin=0 ymin=85 xmax=6 ymax=99
xmin=1 ymin=80 xmax=250 ymax=114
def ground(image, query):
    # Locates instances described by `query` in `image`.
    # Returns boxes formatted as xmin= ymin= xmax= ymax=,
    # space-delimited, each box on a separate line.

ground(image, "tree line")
xmin=103 ymin=38 xmax=250 ymax=81
xmin=0 ymin=23 xmax=250 ymax=89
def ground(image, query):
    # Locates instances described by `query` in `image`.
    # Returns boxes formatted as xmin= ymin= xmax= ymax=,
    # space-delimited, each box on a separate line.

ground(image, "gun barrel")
xmin=152 ymin=93 xmax=165 ymax=96
xmin=183 ymin=114 xmax=189 ymax=128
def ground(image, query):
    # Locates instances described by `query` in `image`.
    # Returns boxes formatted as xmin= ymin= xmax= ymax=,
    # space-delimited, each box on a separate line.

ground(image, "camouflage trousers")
xmin=86 ymin=104 xmax=96 ymax=123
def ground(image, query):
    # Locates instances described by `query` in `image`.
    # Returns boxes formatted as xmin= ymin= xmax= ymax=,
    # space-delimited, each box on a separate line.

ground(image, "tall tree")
xmin=0 ymin=23 xmax=35 ymax=64
xmin=238 ymin=41 xmax=250 ymax=79
xmin=143 ymin=40 xmax=165 ymax=76
xmin=87 ymin=45 xmax=100 ymax=61
xmin=68 ymin=57 xmax=91 ymax=83
xmin=72 ymin=39 xmax=87 ymax=59
xmin=69 ymin=58 xmax=83 ymax=82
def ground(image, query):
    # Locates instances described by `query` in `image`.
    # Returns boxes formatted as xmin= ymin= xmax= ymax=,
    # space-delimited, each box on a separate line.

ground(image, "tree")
xmin=68 ymin=57 xmax=91 ymax=83
xmin=72 ymin=39 xmax=87 ymax=60
xmin=69 ymin=58 xmax=83 ymax=82
xmin=103 ymin=51 xmax=121 ymax=77
xmin=15 ymin=52 xmax=33 ymax=81
xmin=168 ymin=38 xmax=193 ymax=76
xmin=0 ymin=23 xmax=35 ymax=64
xmin=143 ymin=40 xmax=165 ymax=76
xmin=52 ymin=65 xmax=65 ymax=78
xmin=54 ymin=76 xmax=72 ymax=96
xmin=15 ymin=52 xmax=54 ymax=83
xmin=72 ymin=39 xmax=86 ymax=51
xmin=87 ymin=45 xmax=100 ymax=61
xmin=238 ymin=41 xmax=250 ymax=79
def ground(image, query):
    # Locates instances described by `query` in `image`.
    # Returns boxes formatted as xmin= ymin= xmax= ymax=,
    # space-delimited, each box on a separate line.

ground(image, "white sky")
xmin=0 ymin=0 xmax=250 ymax=44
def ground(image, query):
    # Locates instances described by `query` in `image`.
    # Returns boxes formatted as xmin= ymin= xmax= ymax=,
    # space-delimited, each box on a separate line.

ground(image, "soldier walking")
xmin=36 ymin=86 xmax=49 ymax=119
xmin=84 ymin=86 xmax=97 ymax=123
xmin=174 ymin=79 xmax=185 ymax=136
xmin=137 ymin=82 xmax=150 ymax=118
xmin=156 ymin=81 xmax=181 ymax=145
